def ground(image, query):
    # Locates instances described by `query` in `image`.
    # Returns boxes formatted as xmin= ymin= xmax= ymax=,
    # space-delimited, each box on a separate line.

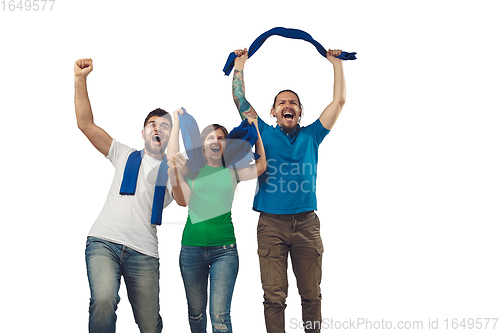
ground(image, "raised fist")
xmin=327 ymin=49 xmax=343 ymax=64
xmin=74 ymin=58 xmax=93 ymax=78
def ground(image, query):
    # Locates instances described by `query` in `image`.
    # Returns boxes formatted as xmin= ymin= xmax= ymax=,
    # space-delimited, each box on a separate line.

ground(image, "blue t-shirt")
xmin=254 ymin=117 xmax=330 ymax=214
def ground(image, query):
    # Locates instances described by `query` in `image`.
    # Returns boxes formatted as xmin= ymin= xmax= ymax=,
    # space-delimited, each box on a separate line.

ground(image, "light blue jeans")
xmin=85 ymin=237 xmax=162 ymax=333
xmin=179 ymin=244 xmax=239 ymax=333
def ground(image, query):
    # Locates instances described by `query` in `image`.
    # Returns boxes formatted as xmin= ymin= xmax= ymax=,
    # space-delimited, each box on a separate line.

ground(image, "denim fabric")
xmin=179 ymin=244 xmax=239 ymax=333
xmin=85 ymin=237 xmax=162 ymax=333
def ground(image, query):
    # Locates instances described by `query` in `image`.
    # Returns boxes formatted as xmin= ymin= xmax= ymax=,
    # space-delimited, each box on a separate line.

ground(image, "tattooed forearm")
xmin=232 ymin=69 xmax=258 ymax=120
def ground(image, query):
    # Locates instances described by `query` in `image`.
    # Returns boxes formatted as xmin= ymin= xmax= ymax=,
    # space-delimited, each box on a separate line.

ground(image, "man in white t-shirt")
xmin=74 ymin=58 xmax=173 ymax=333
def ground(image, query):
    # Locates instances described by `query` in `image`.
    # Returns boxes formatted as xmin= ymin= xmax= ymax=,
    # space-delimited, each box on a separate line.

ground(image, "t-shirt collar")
xmin=278 ymin=124 xmax=302 ymax=140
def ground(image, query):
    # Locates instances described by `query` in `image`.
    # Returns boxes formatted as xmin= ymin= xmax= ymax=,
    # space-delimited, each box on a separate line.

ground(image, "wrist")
xmin=75 ymin=75 xmax=88 ymax=84
xmin=234 ymin=60 xmax=245 ymax=71
xmin=332 ymin=60 xmax=343 ymax=69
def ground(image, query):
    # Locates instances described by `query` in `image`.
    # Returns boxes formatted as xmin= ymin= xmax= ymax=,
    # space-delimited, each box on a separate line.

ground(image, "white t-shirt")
xmin=88 ymin=140 xmax=173 ymax=258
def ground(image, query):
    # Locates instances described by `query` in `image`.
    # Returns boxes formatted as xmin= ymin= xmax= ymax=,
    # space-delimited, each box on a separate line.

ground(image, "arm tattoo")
xmin=232 ymin=69 xmax=258 ymax=120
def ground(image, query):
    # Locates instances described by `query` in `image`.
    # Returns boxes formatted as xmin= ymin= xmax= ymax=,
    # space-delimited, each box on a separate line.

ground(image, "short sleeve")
xmin=257 ymin=117 xmax=271 ymax=135
xmin=311 ymin=118 xmax=330 ymax=145
xmin=106 ymin=139 xmax=135 ymax=167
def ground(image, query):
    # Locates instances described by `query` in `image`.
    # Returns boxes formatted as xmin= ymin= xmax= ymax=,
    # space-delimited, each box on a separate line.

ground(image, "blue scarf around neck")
xmin=119 ymin=108 xmax=203 ymax=226
xmin=119 ymin=150 xmax=169 ymax=226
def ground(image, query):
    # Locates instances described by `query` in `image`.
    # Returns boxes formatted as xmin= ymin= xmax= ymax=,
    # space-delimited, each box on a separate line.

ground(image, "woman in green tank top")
xmin=167 ymin=108 xmax=266 ymax=333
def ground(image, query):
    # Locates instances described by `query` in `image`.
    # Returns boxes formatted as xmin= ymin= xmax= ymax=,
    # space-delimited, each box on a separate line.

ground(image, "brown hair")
xmin=200 ymin=124 xmax=228 ymax=142
xmin=272 ymin=89 xmax=303 ymax=109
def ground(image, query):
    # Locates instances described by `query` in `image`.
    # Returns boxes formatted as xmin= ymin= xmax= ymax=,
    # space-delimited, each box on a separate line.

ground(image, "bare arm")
xmin=235 ymin=117 xmax=267 ymax=181
xmin=166 ymin=109 xmax=182 ymax=161
xmin=232 ymin=49 xmax=258 ymax=120
xmin=167 ymin=108 xmax=190 ymax=177
xmin=74 ymin=58 xmax=113 ymax=156
xmin=167 ymin=109 xmax=191 ymax=206
xmin=167 ymin=152 xmax=191 ymax=207
xmin=319 ymin=49 xmax=346 ymax=130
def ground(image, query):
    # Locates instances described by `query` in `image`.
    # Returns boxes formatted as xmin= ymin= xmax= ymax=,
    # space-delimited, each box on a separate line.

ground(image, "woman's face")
xmin=203 ymin=128 xmax=227 ymax=164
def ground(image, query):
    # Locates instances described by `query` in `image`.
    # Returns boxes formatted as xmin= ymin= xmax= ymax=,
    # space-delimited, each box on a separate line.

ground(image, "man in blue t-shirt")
xmin=232 ymin=48 xmax=346 ymax=333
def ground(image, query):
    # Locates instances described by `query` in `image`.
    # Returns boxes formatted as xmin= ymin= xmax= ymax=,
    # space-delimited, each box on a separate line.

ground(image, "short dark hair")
xmin=143 ymin=108 xmax=172 ymax=128
xmin=272 ymin=89 xmax=303 ymax=109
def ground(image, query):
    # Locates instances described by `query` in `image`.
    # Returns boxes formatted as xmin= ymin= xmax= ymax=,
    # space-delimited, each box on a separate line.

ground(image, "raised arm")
xmin=235 ymin=117 xmax=267 ymax=181
xmin=232 ymin=49 xmax=259 ymax=120
xmin=167 ymin=108 xmax=191 ymax=206
xmin=166 ymin=108 xmax=182 ymax=160
xmin=318 ymin=49 xmax=347 ymax=130
xmin=167 ymin=108 xmax=191 ymax=175
xmin=74 ymin=58 xmax=113 ymax=156
xmin=167 ymin=152 xmax=191 ymax=207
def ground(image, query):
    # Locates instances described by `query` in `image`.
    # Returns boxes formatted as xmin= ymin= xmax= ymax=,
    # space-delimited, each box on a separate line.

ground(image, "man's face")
xmin=142 ymin=115 xmax=171 ymax=158
xmin=271 ymin=91 xmax=302 ymax=132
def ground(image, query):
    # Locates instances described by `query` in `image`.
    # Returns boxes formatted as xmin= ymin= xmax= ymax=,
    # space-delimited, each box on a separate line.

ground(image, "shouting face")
xmin=142 ymin=115 xmax=171 ymax=159
xmin=203 ymin=128 xmax=227 ymax=167
xmin=271 ymin=90 xmax=302 ymax=132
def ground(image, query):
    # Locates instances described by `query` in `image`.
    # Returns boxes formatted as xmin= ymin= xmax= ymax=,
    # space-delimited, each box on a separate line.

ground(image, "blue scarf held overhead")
xmin=119 ymin=150 xmax=169 ymax=226
xmin=223 ymin=27 xmax=357 ymax=76
xmin=224 ymin=120 xmax=260 ymax=169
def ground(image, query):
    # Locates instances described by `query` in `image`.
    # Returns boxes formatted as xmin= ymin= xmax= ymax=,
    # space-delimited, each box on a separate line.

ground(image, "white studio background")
xmin=1 ymin=0 xmax=499 ymax=332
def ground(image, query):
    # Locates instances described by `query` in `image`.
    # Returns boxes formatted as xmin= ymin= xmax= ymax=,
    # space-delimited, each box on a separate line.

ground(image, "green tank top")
xmin=181 ymin=165 xmax=237 ymax=246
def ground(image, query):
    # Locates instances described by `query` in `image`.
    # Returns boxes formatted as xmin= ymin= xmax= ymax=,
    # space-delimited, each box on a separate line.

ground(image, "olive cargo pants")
xmin=257 ymin=211 xmax=324 ymax=333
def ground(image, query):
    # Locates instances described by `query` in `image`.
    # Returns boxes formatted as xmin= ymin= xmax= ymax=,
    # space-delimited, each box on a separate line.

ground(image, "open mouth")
xmin=211 ymin=146 xmax=221 ymax=153
xmin=283 ymin=109 xmax=295 ymax=121
xmin=153 ymin=135 xmax=161 ymax=143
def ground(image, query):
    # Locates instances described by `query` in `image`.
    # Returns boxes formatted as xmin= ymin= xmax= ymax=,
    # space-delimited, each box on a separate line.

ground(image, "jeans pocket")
xmin=258 ymin=247 xmax=271 ymax=287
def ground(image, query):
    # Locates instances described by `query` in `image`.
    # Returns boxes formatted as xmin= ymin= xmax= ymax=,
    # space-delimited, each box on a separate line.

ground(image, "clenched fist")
xmin=74 ymin=58 xmax=93 ymax=78
xmin=167 ymin=152 xmax=187 ymax=185
xmin=327 ymin=49 xmax=343 ymax=65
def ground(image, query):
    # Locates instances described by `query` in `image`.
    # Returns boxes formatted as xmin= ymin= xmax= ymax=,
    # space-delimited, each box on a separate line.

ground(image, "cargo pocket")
xmin=316 ymin=245 xmax=324 ymax=284
xmin=258 ymin=247 xmax=271 ymax=287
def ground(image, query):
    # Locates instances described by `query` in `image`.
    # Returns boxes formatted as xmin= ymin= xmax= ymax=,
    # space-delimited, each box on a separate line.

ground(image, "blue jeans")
xmin=179 ymin=244 xmax=239 ymax=333
xmin=85 ymin=237 xmax=162 ymax=333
